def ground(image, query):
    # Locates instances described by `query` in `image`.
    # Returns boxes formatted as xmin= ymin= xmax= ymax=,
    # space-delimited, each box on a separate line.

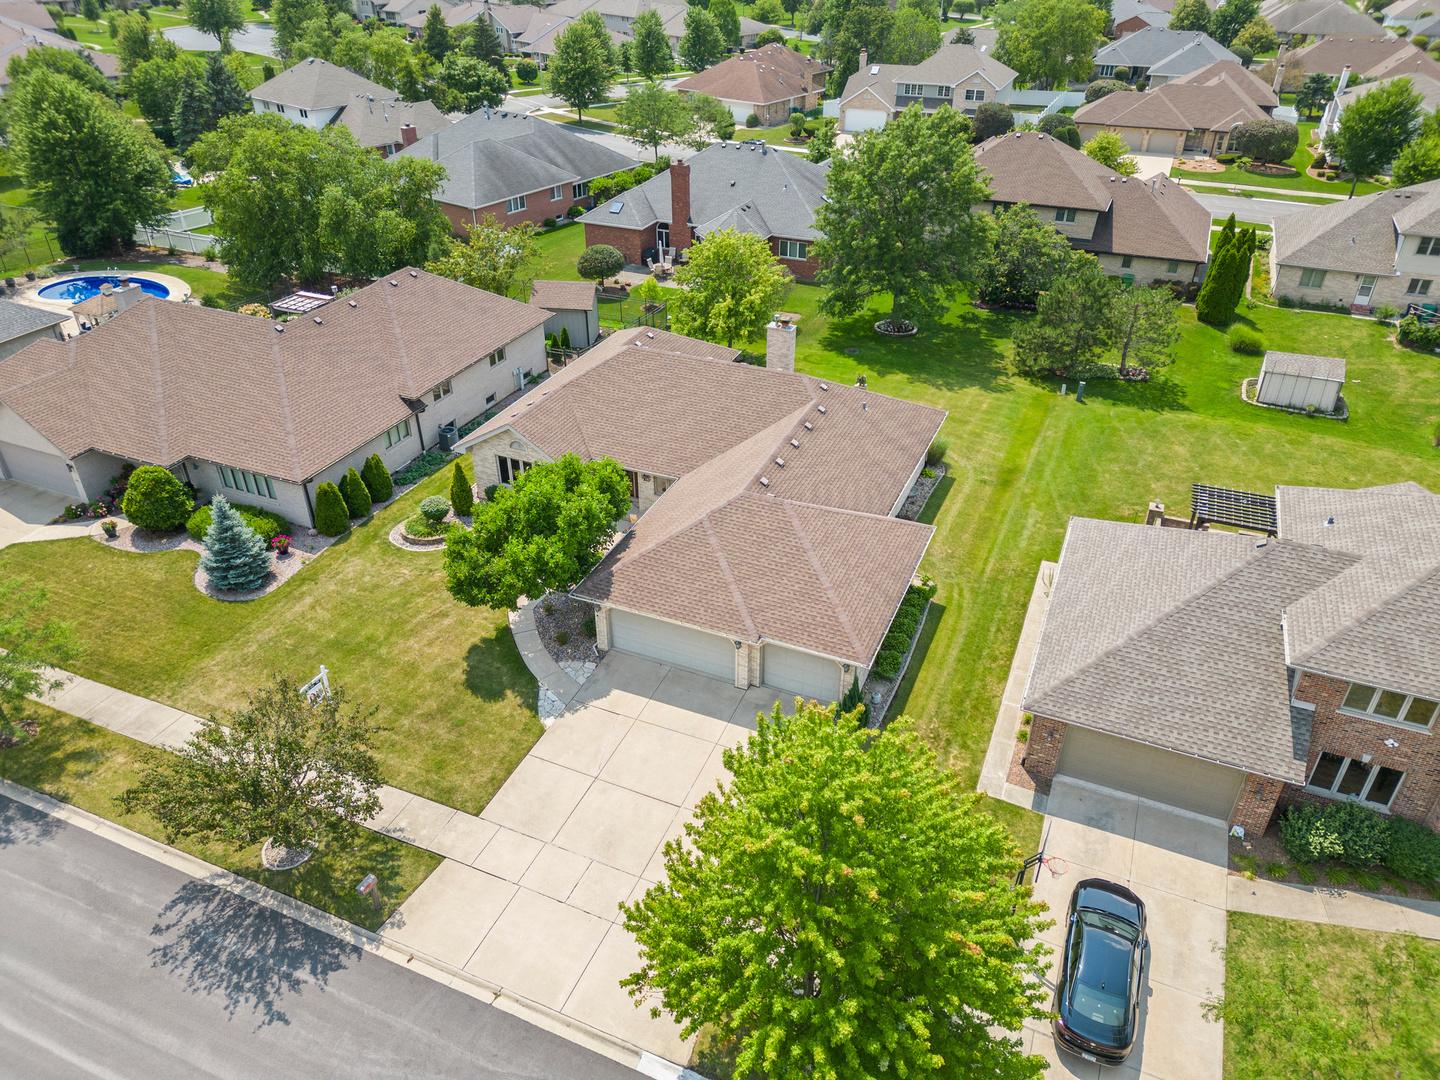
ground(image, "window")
xmin=572 ymin=181 xmax=590 ymax=199
xmin=1407 ymin=278 xmax=1433 ymax=296
xmin=964 ymin=88 xmax=985 ymax=102
xmin=1341 ymin=683 xmax=1440 ymax=728
xmin=485 ymin=392 xmax=497 ymax=406
xmin=1054 ymin=207 xmax=1077 ymax=223
xmin=1097 ymin=65 xmax=1115 ymax=78
xmin=487 ymin=346 xmax=506 ymax=367
xmin=431 ymin=379 xmax=452 ymax=402
xmin=901 ymin=83 xmax=923 ymax=97
xmin=1121 ymin=255 xmax=1133 ymax=269
xmin=935 ymin=85 xmax=952 ymax=99
xmin=1166 ymin=260 xmax=1180 ymax=274
xmin=1418 ymin=236 xmax=1440 ymax=255
xmin=299 ymin=108 xmax=308 ymax=119
xmin=219 ymin=467 xmax=276 ymax=500
xmin=551 ymin=185 xmax=564 ymax=200
xmin=778 ymin=240 xmax=808 ymax=260
xmin=1298 ymin=268 xmax=1327 ymax=288
xmin=507 ymin=195 xmax=526 ymax=213
xmin=497 ymin=456 xmax=532 ymax=484
xmin=1307 ymin=752 xmax=1405 ymax=810
xmin=653 ymin=476 xmax=671 ymax=495
xmin=383 ymin=419 xmax=411 ymax=448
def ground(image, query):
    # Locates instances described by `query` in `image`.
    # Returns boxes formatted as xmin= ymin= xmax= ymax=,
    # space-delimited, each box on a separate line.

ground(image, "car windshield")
xmin=1062 ymin=916 xmax=1136 ymax=1045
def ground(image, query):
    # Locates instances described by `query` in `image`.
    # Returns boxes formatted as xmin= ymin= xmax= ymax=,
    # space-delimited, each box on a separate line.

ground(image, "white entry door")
xmin=1354 ymin=275 xmax=1377 ymax=306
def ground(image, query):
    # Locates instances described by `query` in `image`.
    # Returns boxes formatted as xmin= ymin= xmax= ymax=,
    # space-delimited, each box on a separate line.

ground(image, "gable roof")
xmin=1287 ymin=35 xmax=1440 ymax=78
xmin=1113 ymin=0 xmax=1171 ymax=28
xmin=1335 ymin=71 xmax=1440 ymax=116
xmin=1260 ymin=0 xmax=1391 ymax=38
xmin=483 ymin=0 xmax=538 ymax=31
xmin=0 ymin=298 xmax=66 ymax=343
xmin=578 ymin=141 xmax=831 ymax=242
xmin=397 ymin=109 xmax=633 ymax=209
xmin=0 ymin=0 xmax=52 ymax=30
xmin=1271 ymin=179 xmax=1440 ymax=275
xmin=1261 ymin=350 xmax=1346 ymax=382
xmin=1166 ymin=59 xmax=1279 ymax=110
xmin=1075 ymin=75 xmax=1269 ymax=131
xmin=249 ymin=58 xmax=450 ymax=147
xmin=1094 ymin=27 xmax=1238 ymax=75
xmin=836 ymin=42 xmax=1016 ymax=109
xmin=529 ymin=279 xmax=597 ymax=311
xmin=0 ymin=271 xmax=549 ymax=483
xmin=0 ymin=18 xmax=119 ymax=86
xmin=674 ymin=43 xmax=830 ymax=106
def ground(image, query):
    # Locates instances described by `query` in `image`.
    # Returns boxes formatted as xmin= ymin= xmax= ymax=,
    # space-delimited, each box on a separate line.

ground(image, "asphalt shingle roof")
xmin=1260 ymin=0 xmax=1391 ymax=38
xmin=250 ymin=58 xmax=449 ymax=148
xmin=529 ymin=279 xmax=597 ymax=311
xmin=1271 ymin=179 xmax=1440 ymax=275
xmin=675 ymin=43 xmax=830 ymax=106
xmin=836 ymin=42 xmax=1015 ymax=108
xmin=1287 ymin=35 xmax=1440 ymax=79
xmin=0 ymin=17 xmax=119 ymax=86
xmin=1074 ymin=74 xmax=1268 ymax=131
xmin=1164 ymin=59 xmax=1278 ymax=110
xmin=0 ymin=298 xmax=66 ymax=343
xmin=1094 ymin=28 xmax=1238 ymax=76
xmin=1261 ymin=351 xmax=1347 ymax=382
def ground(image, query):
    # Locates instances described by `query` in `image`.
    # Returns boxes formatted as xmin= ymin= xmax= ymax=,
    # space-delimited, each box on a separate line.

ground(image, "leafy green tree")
xmin=207 ymin=52 xmax=252 ymax=117
xmin=710 ymin=0 xmax=742 ymax=45
xmin=515 ymin=57 xmax=540 ymax=83
xmin=1109 ymin=282 xmax=1180 ymax=377
xmin=753 ymin=0 xmax=785 ymax=22
xmin=1393 ymin=134 xmax=1440 ymax=187
xmin=198 ymin=495 xmax=273 ymax=592
xmin=4 ymin=45 xmax=114 ymax=102
xmin=459 ymin=13 xmax=507 ymax=73
xmin=1195 ymin=219 xmax=1254 ymax=325
xmin=807 ymin=116 xmax=838 ymax=161
xmin=449 ymin=461 xmax=475 ymax=516
xmin=171 ymin=75 xmax=216 ymax=154
xmin=614 ymin=81 xmax=687 ymax=159
xmin=826 ymin=0 xmax=894 ymax=96
xmin=756 ymin=25 xmax=785 ymax=45
xmin=971 ymin=99 xmax=1014 ymax=141
xmin=185 ymin=0 xmax=246 ymax=50
xmin=114 ymin=11 xmax=175 ymax=73
xmin=1012 ymin=256 xmax=1113 ymax=376
xmin=8 ymin=72 xmax=171 ymax=257
xmin=0 ymin=207 xmax=37 ymax=266
xmin=117 ymin=675 xmax=384 ymax=859
xmin=995 ymin=0 xmax=1104 ymax=88
xmin=1083 ymin=129 xmax=1139 ymax=175
xmin=622 ymin=701 xmax=1051 ymax=1080
xmin=271 ymin=0 xmax=325 ymax=58
xmin=313 ymin=480 xmax=350 ymax=535
xmin=814 ymin=104 xmax=992 ymax=329
xmin=127 ymin=53 xmax=205 ymax=143
xmin=617 ymin=39 xmax=634 ymax=74
xmin=548 ymin=10 xmax=616 ymax=121
xmin=1325 ymin=77 xmax=1423 ymax=196
xmin=886 ymin=5 xmax=941 ymax=63
xmin=120 ymin=466 xmax=194 ymax=530
xmin=360 ymin=453 xmax=394 ymax=504
xmin=1233 ymin=117 xmax=1297 ymax=165
xmin=1294 ymin=70 xmax=1332 ymax=120
xmin=783 ymin=0 xmax=807 ymax=25
xmin=426 ymin=213 xmax=539 ymax=297
xmin=364 ymin=25 xmax=419 ymax=91
xmin=687 ymin=92 xmax=736 ymax=143
xmin=632 ymin=8 xmax=673 ymax=77
xmin=1084 ymin=78 xmax=1132 ymax=103
xmin=437 ymin=52 xmax=510 ymax=110
xmin=443 ymin=454 xmax=631 ymax=610
xmin=0 ymin=580 xmax=79 ymax=746
xmin=421 ymin=3 xmax=451 ymax=61
xmin=1167 ymin=0 xmax=1209 ymax=31
xmin=1231 ymin=16 xmax=1276 ymax=57
xmin=680 ymin=7 xmax=725 ymax=72
xmin=1209 ymin=0 xmax=1257 ymax=46
xmin=81 ymin=0 xmax=101 ymax=24
xmin=975 ymin=203 xmax=1079 ymax=308
xmin=671 ymin=227 xmax=792 ymax=348
xmin=316 ymin=152 xmax=451 ymax=280
xmin=577 ymin=243 xmax=626 ymax=284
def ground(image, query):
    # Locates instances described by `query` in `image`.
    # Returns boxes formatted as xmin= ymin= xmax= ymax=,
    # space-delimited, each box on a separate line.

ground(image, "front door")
xmin=626 ymin=470 xmax=639 ymax=499
xmin=656 ymin=224 xmax=670 ymax=250
xmin=1184 ymin=129 xmax=1205 ymax=152
xmin=1355 ymin=275 xmax=1377 ymax=306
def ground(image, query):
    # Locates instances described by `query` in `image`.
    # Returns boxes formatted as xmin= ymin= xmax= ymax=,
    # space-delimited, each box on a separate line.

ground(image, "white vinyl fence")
xmin=134 ymin=207 xmax=215 ymax=254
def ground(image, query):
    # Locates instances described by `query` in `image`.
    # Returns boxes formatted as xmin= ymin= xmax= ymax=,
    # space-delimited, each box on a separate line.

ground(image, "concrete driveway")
xmin=1024 ymin=780 xmax=1228 ymax=1080
xmin=383 ymin=652 xmax=793 ymax=1064
xmin=0 ymin=479 xmax=86 ymax=548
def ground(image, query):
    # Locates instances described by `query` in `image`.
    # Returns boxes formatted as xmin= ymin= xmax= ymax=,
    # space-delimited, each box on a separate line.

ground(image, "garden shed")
xmin=1256 ymin=351 xmax=1346 ymax=413
xmin=529 ymin=280 xmax=599 ymax=349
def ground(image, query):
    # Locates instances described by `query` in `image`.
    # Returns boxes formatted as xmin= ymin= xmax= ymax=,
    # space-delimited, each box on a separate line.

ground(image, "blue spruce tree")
xmin=199 ymin=494 xmax=272 ymax=592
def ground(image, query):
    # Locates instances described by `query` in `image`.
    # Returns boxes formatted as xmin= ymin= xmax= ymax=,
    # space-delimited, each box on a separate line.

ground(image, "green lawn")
xmin=1217 ymin=913 xmax=1440 ymax=1078
xmin=0 ymin=458 xmax=544 ymax=816
xmin=523 ymin=226 xmax=1440 ymax=857
xmin=0 ymin=703 xmax=440 ymax=931
xmin=1171 ymin=123 xmax=1387 ymax=197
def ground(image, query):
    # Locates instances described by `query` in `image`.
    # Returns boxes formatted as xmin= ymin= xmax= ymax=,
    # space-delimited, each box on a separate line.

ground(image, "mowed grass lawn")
xmin=1218 ymin=913 xmax=1440 ymax=1078
xmin=0 ymin=459 xmax=543 ymax=816
xmin=529 ymin=228 xmax=1440 ymax=849
xmin=1171 ymin=122 xmax=1387 ymax=198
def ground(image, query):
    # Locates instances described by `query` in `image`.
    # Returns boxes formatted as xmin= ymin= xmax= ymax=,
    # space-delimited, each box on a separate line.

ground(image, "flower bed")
xmin=874 ymin=318 xmax=918 ymax=337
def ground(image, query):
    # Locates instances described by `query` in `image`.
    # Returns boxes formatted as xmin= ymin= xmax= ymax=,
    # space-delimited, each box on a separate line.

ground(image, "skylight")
xmin=609 ymin=201 xmax=623 ymax=213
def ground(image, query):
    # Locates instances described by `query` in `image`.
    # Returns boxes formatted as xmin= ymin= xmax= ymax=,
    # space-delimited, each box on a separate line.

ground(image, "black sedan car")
xmin=1052 ymin=879 xmax=1148 ymax=1065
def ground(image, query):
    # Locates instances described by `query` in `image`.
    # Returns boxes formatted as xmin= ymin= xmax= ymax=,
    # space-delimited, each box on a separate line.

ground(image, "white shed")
xmin=529 ymin=280 xmax=599 ymax=348
xmin=1256 ymin=351 xmax=1346 ymax=413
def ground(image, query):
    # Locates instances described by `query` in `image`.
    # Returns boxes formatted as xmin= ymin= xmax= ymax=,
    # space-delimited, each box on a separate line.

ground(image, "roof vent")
xmin=409 ymin=270 xmax=418 ymax=277
xmin=1325 ymin=515 xmax=1336 ymax=526
xmin=1255 ymin=537 xmax=1267 ymax=548
xmin=348 ymin=299 xmax=358 ymax=308
xmin=817 ymin=404 xmax=826 ymax=414
xmin=803 ymin=421 xmax=813 ymax=430
xmin=645 ymin=330 xmax=655 ymax=338
xmin=760 ymin=476 xmax=770 ymax=487
xmin=862 ymin=400 xmax=867 ymax=411
xmin=275 ymin=324 xmax=284 ymax=332
xmin=774 ymin=457 xmax=785 ymax=467
xmin=390 ymin=279 xmax=399 ymax=286
xmin=313 ymin=316 xmax=323 ymax=324
xmin=790 ymin=438 xmax=799 ymax=448
xmin=819 ymin=382 xmax=828 ymax=390
xmin=731 ymin=180 xmax=736 ymax=186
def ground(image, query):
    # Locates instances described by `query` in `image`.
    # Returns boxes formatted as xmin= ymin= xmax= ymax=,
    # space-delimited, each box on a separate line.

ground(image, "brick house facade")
xmin=439 ymin=186 xmax=596 ymax=237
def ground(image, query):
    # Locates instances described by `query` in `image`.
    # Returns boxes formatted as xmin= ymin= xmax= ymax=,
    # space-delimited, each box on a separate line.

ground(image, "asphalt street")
xmin=0 ymin=794 xmax=641 ymax=1080
xmin=1191 ymin=192 xmax=1312 ymax=225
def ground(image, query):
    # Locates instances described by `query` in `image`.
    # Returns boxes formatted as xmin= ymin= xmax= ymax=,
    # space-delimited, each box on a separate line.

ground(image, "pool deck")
xmin=17 ymin=270 xmax=194 ymax=330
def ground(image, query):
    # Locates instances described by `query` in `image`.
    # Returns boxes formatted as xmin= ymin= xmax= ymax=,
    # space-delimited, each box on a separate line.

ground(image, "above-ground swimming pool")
xmin=37 ymin=275 xmax=171 ymax=304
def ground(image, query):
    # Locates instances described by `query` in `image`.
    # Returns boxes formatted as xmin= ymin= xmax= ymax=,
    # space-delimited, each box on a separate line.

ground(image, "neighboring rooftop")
xmin=0 ymin=17 xmax=120 ymax=87
xmin=674 ymin=43 xmax=830 ymax=106
xmin=529 ymin=279 xmax=597 ymax=312
xmin=836 ymin=41 xmax=1016 ymax=108
xmin=0 ymin=298 xmax=66 ymax=341
xmin=1113 ymin=0 xmax=1171 ymax=28
xmin=1260 ymin=351 xmax=1347 ymax=383
xmin=1165 ymin=59 xmax=1279 ymax=110
xmin=1094 ymin=27 xmax=1239 ymax=77
xmin=1074 ymin=73 xmax=1270 ymax=131
xmin=249 ymin=58 xmax=449 ymax=148
xmin=1271 ymin=179 xmax=1440 ymax=275
xmin=1286 ymin=35 xmax=1440 ymax=78
xmin=1333 ymin=71 xmax=1440 ymax=116
xmin=1260 ymin=0 xmax=1392 ymax=38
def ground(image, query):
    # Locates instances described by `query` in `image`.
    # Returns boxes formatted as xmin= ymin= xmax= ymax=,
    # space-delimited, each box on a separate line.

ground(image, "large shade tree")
xmin=679 ymin=7 xmax=725 ymax=73
xmin=1325 ymin=76 xmax=1423 ymax=196
xmin=548 ymin=10 xmax=616 ymax=122
xmin=975 ymin=203 xmax=1080 ymax=308
xmin=443 ymin=454 xmax=631 ymax=611
xmin=623 ymin=701 xmax=1052 ymax=1080
xmin=671 ymin=227 xmax=793 ymax=348
xmin=631 ymin=8 xmax=673 ymax=77
xmin=184 ymin=0 xmax=246 ymax=50
xmin=995 ymin=0 xmax=1105 ymax=88
xmin=813 ymin=104 xmax=993 ymax=330
xmin=425 ymin=214 xmax=539 ymax=298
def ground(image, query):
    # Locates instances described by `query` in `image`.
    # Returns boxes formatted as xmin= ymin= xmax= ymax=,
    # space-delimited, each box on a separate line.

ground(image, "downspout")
xmin=302 ymin=478 xmax=317 ymax=529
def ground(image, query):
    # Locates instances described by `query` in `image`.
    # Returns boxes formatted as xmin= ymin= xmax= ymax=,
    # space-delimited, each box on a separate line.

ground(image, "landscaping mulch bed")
xmin=1228 ymin=825 xmax=1440 ymax=901
xmin=533 ymin=591 xmax=600 ymax=666
xmin=0 ymin=715 xmax=39 ymax=749
xmin=194 ymin=549 xmax=313 ymax=602
xmin=897 ymin=462 xmax=945 ymax=521
xmin=1176 ymin=158 xmax=1224 ymax=173
xmin=1006 ymin=719 xmax=1050 ymax=798
xmin=860 ymin=593 xmax=932 ymax=730
xmin=387 ymin=511 xmax=471 ymax=552
xmin=95 ymin=523 xmax=201 ymax=555
xmin=95 ymin=521 xmax=316 ymax=600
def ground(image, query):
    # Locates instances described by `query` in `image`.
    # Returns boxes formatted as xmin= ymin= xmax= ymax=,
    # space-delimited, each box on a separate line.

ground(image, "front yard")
xmin=1170 ymin=123 xmax=1388 ymax=198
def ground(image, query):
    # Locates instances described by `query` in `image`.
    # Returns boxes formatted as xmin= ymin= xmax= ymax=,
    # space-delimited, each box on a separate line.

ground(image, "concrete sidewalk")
xmin=1175 ymin=177 xmax=1348 ymax=200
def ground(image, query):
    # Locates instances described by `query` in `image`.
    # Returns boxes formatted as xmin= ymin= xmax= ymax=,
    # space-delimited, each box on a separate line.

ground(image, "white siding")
xmin=1256 ymin=370 xmax=1341 ymax=412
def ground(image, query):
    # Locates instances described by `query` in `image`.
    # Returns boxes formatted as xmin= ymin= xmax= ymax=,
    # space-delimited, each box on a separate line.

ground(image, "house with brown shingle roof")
xmin=1285 ymin=34 xmax=1440 ymax=79
xmin=1073 ymin=61 xmax=1273 ymax=156
xmin=0 ymin=271 xmax=549 ymax=526
xmin=974 ymin=131 xmax=1211 ymax=283
xmin=1020 ymin=482 xmax=1440 ymax=838
xmin=835 ymin=42 xmax=1017 ymax=132
xmin=674 ymin=43 xmax=830 ymax=127
xmin=456 ymin=326 xmax=946 ymax=703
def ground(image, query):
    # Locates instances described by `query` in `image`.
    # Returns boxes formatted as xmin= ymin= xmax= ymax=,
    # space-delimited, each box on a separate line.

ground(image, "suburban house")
xmin=1286 ymin=35 xmax=1440 ymax=79
xmin=401 ymin=0 xmax=489 ymax=33
xmin=1319 ymin=71 xmax=1440 ymax=140
xmin=396 ymin=109 xmax=632 ymax=235
xmin=835 ymin=43 xmax=1016 ymax=132
xmin=975 ymin=131 xmax=1212 ymax=283
xmin=1139 ymin=0 xmax=1218 ymax=11
xmin=579 ymin=143 xmax=831 ymax=281
xmin=0 ymin=271 xmax=549 ymax=526
xmin=0 ymin=300 xmax=66 ymax=361
xmin=1111 ymin=0 xmax=1171 ymax=37
xmin=529 ymin=279 xmax=599 ymax=348
xmin=511 ymin=0 xmax=766 ymax=62
xmin=1259 ymin=0 xmax=1393 ymax=42
xmin=1092 ymin=28 xmax=1239 ymax=84
xmin=1020 ymin=482 xmax=1440 ymax=839
xmin=1270 ymin=179 xmax=1440 ymax=312
xmin=482 ymin=0 xmax=537 ymax=51
xmin=0 ymin=15 xmax=120 ymax=93
xmin=674 ymin=43 xmax=831 ymax=126
xmin=1072 ymin=60 xmax=1273 ymax=155
xmin=0 ymin=0 xmax=50 ymax=29
xmin=456 ymin=326 xmax=946 ymax=704
xmin=249 ymin=58 xmax=450 ymax=156
xmin=1384 ymin=0 xmax=1440 ymax=36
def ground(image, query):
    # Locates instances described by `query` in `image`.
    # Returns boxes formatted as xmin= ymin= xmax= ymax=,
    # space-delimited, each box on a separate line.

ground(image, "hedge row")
xmin=1278 ymin=800 xmax=1440 ymax=883
xmin=871 ymin=582 xmax=937 ymax=680
xmin=186 ymin=502 xmax=290 ymax=543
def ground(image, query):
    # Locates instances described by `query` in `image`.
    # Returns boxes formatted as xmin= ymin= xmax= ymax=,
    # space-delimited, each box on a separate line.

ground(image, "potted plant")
xmin=270 ymin=534 xmax=292 ymax=555
xmin=100 ymin=519 xmax=118 ymax=538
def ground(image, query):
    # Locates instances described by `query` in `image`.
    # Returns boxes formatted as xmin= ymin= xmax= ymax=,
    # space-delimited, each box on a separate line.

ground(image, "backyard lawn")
xmin=1215 ymin=912 xmax=1440 ymax=1078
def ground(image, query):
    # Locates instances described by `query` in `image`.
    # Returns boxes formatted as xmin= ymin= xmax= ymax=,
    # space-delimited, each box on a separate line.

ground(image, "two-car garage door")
xmin=1056 ymin=727 xmax=1246 ymax=821
xmin=0 ymin=442 xmax=74 ymax=495
xmin=609 ymin=609 xmax=734 ymax=681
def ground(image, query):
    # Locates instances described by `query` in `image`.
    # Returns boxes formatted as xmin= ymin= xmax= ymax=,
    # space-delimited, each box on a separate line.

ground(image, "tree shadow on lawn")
xmin=1072 ymin=373 xmax=1191 ymax=414
xmin=462 ymin=624 xmax=534 ymax=704
xmin=813 ymin=305 xmax=1018 ymax=395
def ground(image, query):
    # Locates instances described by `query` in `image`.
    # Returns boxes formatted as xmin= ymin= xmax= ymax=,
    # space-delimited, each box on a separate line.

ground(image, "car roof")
xmin=1072 ymin=878 xmax=1144 ymax=928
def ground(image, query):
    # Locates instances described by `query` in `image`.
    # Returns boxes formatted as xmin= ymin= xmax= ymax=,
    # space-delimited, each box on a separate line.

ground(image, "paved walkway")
xmin=1175 ymin=177 xmax=1348 ymax=200
xmin=0 ymin=479 xmax=93 ymax=548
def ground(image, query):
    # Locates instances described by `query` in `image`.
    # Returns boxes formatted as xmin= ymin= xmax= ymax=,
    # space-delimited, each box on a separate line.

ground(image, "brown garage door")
xmin=1057 ymin=727 xmax=1246 ymax=821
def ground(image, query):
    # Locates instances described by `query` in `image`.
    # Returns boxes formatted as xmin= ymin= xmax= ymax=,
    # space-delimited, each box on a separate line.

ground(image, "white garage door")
xmin=763 ymin=644 xmax=841 ymax=703
xmin=844 ymin=109 xmax=886 ymax=132
xmin=1057 ymin=727 xmax=1246 ymax=821
xmin=609 ymin=609 xmax=734 ymax=681
xmin=0 ymin=442 xmax=74 ymax=495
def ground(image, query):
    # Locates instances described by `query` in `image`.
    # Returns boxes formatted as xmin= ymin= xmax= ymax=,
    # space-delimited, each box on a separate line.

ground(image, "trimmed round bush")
xmin=1385 ymin=816 xmax=1440 ymax=883
xmin=186 ymin=502 xmax=288 ymax=543
xmin=515 ymin=57 xmax=539 ymax=83
xmin=404 ymin=512 xmax=449 ymax=538
xmin=1233 ymin=117 xmax=1299 ymax=165
xmin=872 ymin=649 xmax=904 ymax=679
xmin=120 ymin=465 xmax=193 ymax=531
xmin=746 ymin=113 xmax=760 ymax=128
xmin=313 ymin=481 xmax=350 ymax=537
xmin=483 ymin=484 xmax=500 ymax=501
xmin=543 ymin=217 xmax=556 ymax=228
xmin=420 ymin=495 xmax=450 ymax=522
xmin=577 ymin=244 xmax=626 ymax=283
xmin=566 ymin=204 xmax=585 ymax=219
xmin=1228 ymin=324 xmax=1265 ymax=355
xmin=971 ymin=100 xmax=1014 ymax=143
xmin=1084 ymin=79 xmax=1133 ymax=103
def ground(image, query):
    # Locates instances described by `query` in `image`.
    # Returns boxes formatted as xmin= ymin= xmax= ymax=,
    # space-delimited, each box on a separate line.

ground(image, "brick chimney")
xmin=400 ymin=123 xmax=418 ymax=148
xmin=669 ymin=159 xmax=692 ymax=254
xmin=1270 ymin=44 xmax=1288 ymax=94
xmin=766 ymin=316 xmax=796 ymax=372
xmin=859 ymin=48 xmax=867 ymax=70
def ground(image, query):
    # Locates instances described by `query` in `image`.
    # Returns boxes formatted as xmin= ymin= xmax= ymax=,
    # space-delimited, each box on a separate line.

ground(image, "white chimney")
xmin=766 ymin=317 xmax=797 ymax=372
xmin=1336 ymin=64 xmax=1352 ymax=94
